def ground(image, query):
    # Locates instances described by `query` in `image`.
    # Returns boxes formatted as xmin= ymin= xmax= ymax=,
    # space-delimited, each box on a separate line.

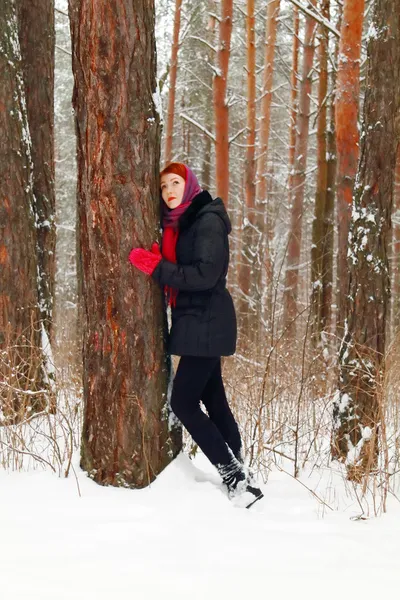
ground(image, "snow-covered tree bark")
xmin=332 ymin=2 xmax=400 ymax=480
xmin=17 ymin=0 xmax=56 ymax=345
xmin=0 ymin=0 xmax=49 ymax=423
xmin=310 ymin=1 xmax=330 ymax=347
xmin=68 ymin=0 xmax=180 ymax=487
xmin=335 ymin=0 xmax=365 ymax=334
xmin=282 ymin=2 xmax=318 ymax=335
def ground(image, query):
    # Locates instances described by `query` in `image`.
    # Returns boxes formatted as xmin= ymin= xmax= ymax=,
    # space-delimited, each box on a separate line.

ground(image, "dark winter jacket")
xmin=152 ymin=190 xmax=237 ymax=357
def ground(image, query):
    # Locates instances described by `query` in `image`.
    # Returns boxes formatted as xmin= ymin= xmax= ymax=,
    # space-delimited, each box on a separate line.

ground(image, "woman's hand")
xmin=129 ymin=244 xmax=162 ymax=276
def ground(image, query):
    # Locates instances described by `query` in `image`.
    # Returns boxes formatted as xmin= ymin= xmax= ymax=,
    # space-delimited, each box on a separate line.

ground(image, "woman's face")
xmin=160 ymin=173 xmax=186 ymax=209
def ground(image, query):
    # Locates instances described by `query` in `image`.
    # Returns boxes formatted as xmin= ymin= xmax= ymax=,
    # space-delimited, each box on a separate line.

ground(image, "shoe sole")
xmin=246 ymin=492 xmax=264 ymax=509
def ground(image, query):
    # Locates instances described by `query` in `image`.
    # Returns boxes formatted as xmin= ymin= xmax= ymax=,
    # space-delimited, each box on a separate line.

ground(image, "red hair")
xmin=160 ymin=162 xmax=187 ymax=181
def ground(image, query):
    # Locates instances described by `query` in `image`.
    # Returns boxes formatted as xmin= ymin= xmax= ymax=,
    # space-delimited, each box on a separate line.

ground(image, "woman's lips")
xmin=168 ymin=198 xmax=176 ymax=202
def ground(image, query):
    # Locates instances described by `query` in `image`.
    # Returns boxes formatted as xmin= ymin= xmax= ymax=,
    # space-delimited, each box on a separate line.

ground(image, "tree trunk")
xmin=256 ymin=0 xmax=281 ymax=333
xmin=0 ymin=0 xmax=48 ymax=423
xmin=282 ymin=3 xmax=318 ymax=334
xmin=68 ymin=0 xmax=180 ymax=487
xmin=256 ymin=0 xmax=280 ymax=205
xmin=213 ymin=0 xmax=233 ymax=204
xmin=391 ymin=143 xmax=400 ymax=335
xmin=332 ymin=2 xmax=400 ymax=481
xmin=201 ymin=3 xmax=216 ymax=190
xmin=17 ymin=0 xmax=56 ymax=347
xmin=310 ymin=0 xmax=329 ymax=347
xmin=237 ymin=0 xmax=261 ymax=347
xmin=163 ymin=0 xmax=182 ymax=165
xmin=335 ymin=0 xmax=365 ymax=335
xmin=287 ymin=5 xmax=300 ymax=191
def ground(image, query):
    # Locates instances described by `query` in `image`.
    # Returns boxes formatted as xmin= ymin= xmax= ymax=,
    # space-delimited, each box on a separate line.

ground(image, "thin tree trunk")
xmin=201 ymin=3 xmax=216 ymax=190
xmin=392 ymin=144 xmax=400 ymax=335
xmin=0 ymin=0 xmax=48 ymax=423
xmin=256 ymin=0 xmax=280 ymax=205
xmin=164 ymin=0 xmax=182 ymax=165
xmin=321 ymin=7 xmax=341 ymax=348
xmin=332 ymin=2 xmax=400 ymax=480
xmin=17 ymin=0 xmax=56 ymax=347
xmin=335 ymin=0 xmax=365 ymax=335
xmin=237 ymin=0 xmax=261 ymax=346
xmin=68 ymin=0 xmax=180 ymax=487
xmin=311 ymin=0 xmax=329 ymax=347
xmin=287 ymin=6 xmax=300 ymax=196
xmin=213 ymin=0 xmax=233 ymax=204
xmin=282 ymin=2 xmax=318 ymax=334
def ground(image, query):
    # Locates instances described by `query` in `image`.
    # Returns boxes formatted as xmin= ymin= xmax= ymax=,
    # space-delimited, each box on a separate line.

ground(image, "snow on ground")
xmin=1 ymin=452 xmax=399 ymax=600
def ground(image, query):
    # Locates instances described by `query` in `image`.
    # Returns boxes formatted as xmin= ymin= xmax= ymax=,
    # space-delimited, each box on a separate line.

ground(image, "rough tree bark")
xmin=164 ymin=0 xmax=182 ymax=165
xmin=335 ymin=0 xmax=365 ymax=335
xmin=0 ymin=0 xmax=48 ymax=423
xmin=282 ymin=2 xmax=318 ymax=334
xmin=213 ymin=0 xmax=233 ymax=204
xmin=332 ymin=2 xmax=400 ymax=480
xmin=17 ymin=0 xmax=56 ymax=346
xmin=68 ymin=0 xmax=180 ymax=487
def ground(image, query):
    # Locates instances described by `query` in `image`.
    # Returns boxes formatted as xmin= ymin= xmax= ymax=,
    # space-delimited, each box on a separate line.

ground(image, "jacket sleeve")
xmin=151 ymin=214 xmax=226 ymax=292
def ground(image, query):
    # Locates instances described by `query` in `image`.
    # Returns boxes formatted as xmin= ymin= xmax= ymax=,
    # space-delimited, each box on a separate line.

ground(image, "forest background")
xmin=1 ymin=0 xmax=400 ymax=517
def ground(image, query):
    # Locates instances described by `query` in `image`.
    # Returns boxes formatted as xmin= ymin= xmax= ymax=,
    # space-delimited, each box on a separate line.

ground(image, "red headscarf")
xmin=160 ymin=163 xmax=202 ymax=307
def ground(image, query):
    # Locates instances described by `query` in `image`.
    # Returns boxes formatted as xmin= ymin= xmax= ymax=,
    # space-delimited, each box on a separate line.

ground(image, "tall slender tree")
xmin=310 ymin=1 xmax=330 ymax=347
xmin=237 ymin=0 xmax=261 ymax=344
xmin=391 ymin=144 xmax=400 ymax=335
xmin=332 ymin=0 xmax=400 ymax=480
xmin=213 ymin=0 xmax=233 ymax=203
xmin=164 ymin=0 xmax=183 ymax=165
xmin=282 ymin=2 xmax=318 ymax=333
xmin=68 ymin=0 xmax=180 ymax=487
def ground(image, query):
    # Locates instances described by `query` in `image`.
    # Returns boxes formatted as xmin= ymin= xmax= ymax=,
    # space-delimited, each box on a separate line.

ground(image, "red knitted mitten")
xmin=129 ymin=248 xmax=162 ymax=275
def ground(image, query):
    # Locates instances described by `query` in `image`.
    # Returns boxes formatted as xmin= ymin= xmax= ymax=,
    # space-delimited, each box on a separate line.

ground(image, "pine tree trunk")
xmin=164 ymin=0 xmax=182 ymax=165
xmin=237 ymin=0 xmax=261 ymax=347
xmin=17 ymin=0 xmax=56 ymax=347
xmin=68 ymin=0 xmax=180 ymax=487
xmin=332 ymin=2 xmax=400 ymax=480
xmin=256 ymin=0 xmax=281 ymax=333
xmin=311 ymin=1 xmax=329 ymax=347
xmin=256 ymin=0 xmax=280 ymax=205
xmin=0 ymin=0 xmax=48 ymax=423
xmin=201 ymin=3 xmax=216 ymax=190
xmin=282 ymin=2 xmax=317 ymax=334
xmin=287 ymin=5 xmax=300 ymax=190
xmin=213 ymin=0 xmax=233 ymax=204
xmin=335 ymin=0 xmax=365 ymax=335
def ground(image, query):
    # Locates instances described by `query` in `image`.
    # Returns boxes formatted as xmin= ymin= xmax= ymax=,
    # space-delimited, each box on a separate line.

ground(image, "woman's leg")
xmin=200 ymin=359 xmax=243 ymax=460
xmin=170 ymin=355 xmax=236 ymax=467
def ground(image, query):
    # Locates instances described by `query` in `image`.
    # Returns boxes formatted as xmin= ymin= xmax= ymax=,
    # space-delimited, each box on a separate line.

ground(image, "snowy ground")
xmin=1 ymin=452 xmax=399 ymax=600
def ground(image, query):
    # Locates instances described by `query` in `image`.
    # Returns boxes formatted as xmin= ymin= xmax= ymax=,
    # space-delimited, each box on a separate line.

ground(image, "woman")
xmin=129 ymin=163 xmax=263 ymax=508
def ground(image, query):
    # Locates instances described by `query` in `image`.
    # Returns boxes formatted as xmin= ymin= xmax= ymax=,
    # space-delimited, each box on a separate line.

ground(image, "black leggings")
xmin=170 ymin=356 xmax=242 ymax=467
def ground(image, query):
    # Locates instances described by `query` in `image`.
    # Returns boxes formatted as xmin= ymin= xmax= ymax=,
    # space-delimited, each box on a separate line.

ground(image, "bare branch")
xmin=286 ymin=0 xmax=340 ymax=38
xmin=179 ymin=113 xmax=216 ymax=142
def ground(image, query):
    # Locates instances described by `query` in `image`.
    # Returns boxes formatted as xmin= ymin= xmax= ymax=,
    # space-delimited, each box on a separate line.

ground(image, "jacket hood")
xmin=178 ymin=190 xmax=232 ymax=234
